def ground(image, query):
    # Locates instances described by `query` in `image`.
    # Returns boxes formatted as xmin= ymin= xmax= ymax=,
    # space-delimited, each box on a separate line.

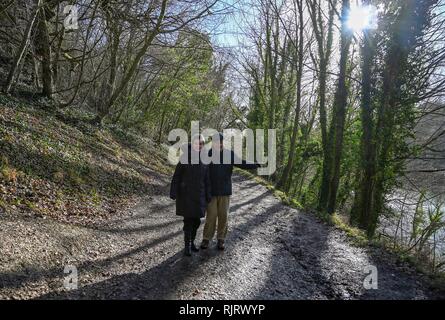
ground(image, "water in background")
xmin=379 ymin=190 xmax=445 ymax=270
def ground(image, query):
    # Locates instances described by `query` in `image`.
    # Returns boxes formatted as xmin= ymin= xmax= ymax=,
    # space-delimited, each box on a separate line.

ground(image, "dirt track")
xmin=0 ymin=174 xmax=443 ymax=299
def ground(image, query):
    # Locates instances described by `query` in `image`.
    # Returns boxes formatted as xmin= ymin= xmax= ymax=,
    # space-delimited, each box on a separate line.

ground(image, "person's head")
xmin=191 ymin=134 xmax=205 ymax=151
xmin=212 ymin=133 xmax=224 ymax=151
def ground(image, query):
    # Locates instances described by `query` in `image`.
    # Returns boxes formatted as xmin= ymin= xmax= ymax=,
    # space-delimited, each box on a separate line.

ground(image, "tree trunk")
xmin=351 ymin=1 xmax=376 ymax=226
xmin=306 ymin=0 xmax=336 ymax=211
xmin=99 ymin=5 xmax=121 ymax=119
xmin=319 ymin=0 xmax=352 ymax=214
xmin=3 ymin=0 xmax=41 ymax=94
xmin=276 ymin=0 xmax=304 ymax=191
xmin=106 ymin=0 xmax=168 ymax=115
xmin=36 ymin=3 xmax=54 ymax=98
xmin=357 ymin=0 xmax=437 ymax=237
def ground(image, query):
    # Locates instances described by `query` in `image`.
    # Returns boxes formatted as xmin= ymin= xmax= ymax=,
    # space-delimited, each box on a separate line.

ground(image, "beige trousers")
xmin=203 ymin=196 xmax=230 ymax=241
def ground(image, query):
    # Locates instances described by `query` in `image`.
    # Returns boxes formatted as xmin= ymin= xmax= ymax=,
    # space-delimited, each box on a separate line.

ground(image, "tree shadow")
xmin=252 ymin=208 xmax=442 ymax=300
xmin=32 ymin=201 xmax=286 ymax=300
xmin=251 ymin=207 xmax=389 ymax=299
xmin=95 ymin=219 xmax=181 ymax=235
xmin=231 ymin=174 xmax=259 ymax=187
xmin=53 ymin=112 xmax=97 ymax=135
xmin=0 ymin=228 xmax=183 ymax=292
xmin=95 ymin=202 xmax=174 ymax=227
xmin=230 ymin=189 xmax=270 ymax=213
xmin=35 ymin=251 xmax=200 ymax=300
xmin=358 ymin=248 xmax=444 ymax=300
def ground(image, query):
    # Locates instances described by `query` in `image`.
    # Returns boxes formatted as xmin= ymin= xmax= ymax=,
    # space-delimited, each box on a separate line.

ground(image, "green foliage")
xmin=411 ymin=192 xmax=427 ymax=243
xmin=241 ymin=0 xmax=443 ymax=275
xmin=116 ymin=29 xmax=223 ymax=138
xmin=330 ymin=214 xmax=369 ymax=247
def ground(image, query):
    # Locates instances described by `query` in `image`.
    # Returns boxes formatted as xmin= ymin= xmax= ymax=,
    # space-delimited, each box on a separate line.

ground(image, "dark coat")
xmin=170 ymin=146 xmax=212 ymax=219
xmin=208 ymin=149 xmax=259 ymax=196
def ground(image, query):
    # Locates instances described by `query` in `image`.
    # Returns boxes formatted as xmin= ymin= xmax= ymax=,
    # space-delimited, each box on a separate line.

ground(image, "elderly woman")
xmin=170 ymin=135 xmax=212 ymax=256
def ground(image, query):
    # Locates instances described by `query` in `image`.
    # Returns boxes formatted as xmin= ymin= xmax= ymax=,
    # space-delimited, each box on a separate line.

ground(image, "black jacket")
xmin=208 ymin=149 xmax=259 ymax=196
xmin=170 ymin=145 xmax=212 ymax=218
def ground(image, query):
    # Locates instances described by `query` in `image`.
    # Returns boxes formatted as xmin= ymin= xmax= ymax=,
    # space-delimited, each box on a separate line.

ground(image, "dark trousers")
xmin=183 ymin=218 xmax=201 ymax=243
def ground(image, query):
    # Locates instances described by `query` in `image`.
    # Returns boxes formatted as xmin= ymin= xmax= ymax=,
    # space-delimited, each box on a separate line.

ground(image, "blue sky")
xmin=209 ymin=0 xmax=253 ymax=49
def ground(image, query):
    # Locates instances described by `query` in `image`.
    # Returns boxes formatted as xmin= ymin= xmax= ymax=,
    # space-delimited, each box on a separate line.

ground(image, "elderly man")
xmin=201 ymin=133 xmax=259 ymax=250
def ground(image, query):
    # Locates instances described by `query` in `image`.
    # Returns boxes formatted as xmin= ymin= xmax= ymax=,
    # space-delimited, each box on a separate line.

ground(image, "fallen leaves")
xmin=0 ymin=100 xmax=171 ymax=226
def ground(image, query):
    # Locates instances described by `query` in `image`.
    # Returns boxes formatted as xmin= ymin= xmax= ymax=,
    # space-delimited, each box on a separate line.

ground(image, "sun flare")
xmin=347 ymin=4 xmax=378 ymax=32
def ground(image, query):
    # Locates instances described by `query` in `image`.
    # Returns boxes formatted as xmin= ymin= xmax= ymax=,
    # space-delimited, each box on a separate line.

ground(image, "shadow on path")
xmin=36 ymin=196 xmax=281 ymax=299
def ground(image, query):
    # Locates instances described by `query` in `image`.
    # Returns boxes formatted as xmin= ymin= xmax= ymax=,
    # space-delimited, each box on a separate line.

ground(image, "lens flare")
xmin=346 ymin=4 xmax=378 ymax=32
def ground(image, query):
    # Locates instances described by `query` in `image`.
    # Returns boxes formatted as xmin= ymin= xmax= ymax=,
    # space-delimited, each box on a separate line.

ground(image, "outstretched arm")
xmin=232 ymin=151 xmax=260 ymax=170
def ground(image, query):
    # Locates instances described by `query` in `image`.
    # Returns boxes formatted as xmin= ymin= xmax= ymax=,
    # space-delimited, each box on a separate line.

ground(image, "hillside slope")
xmin=0 ymin=94 xmax=170 ymax=225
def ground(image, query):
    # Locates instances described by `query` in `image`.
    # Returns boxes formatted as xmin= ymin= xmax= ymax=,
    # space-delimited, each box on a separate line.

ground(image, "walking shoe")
xmin=184 ymin=245 xmax=192 ymax=257
xmin=191 ymin=242 xmax=199 ymax=252
xmin=200 ymin=239 xmax=209 ymax=249
xmin=217 ymin=239 xmax=225 ymax=251
xmin=184 ymin=242 xmax=192 ymax=256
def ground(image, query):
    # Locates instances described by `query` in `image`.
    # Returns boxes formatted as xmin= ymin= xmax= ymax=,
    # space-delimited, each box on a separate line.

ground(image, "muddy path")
xmin=0 ymin=174 xmax=443 ymax=299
